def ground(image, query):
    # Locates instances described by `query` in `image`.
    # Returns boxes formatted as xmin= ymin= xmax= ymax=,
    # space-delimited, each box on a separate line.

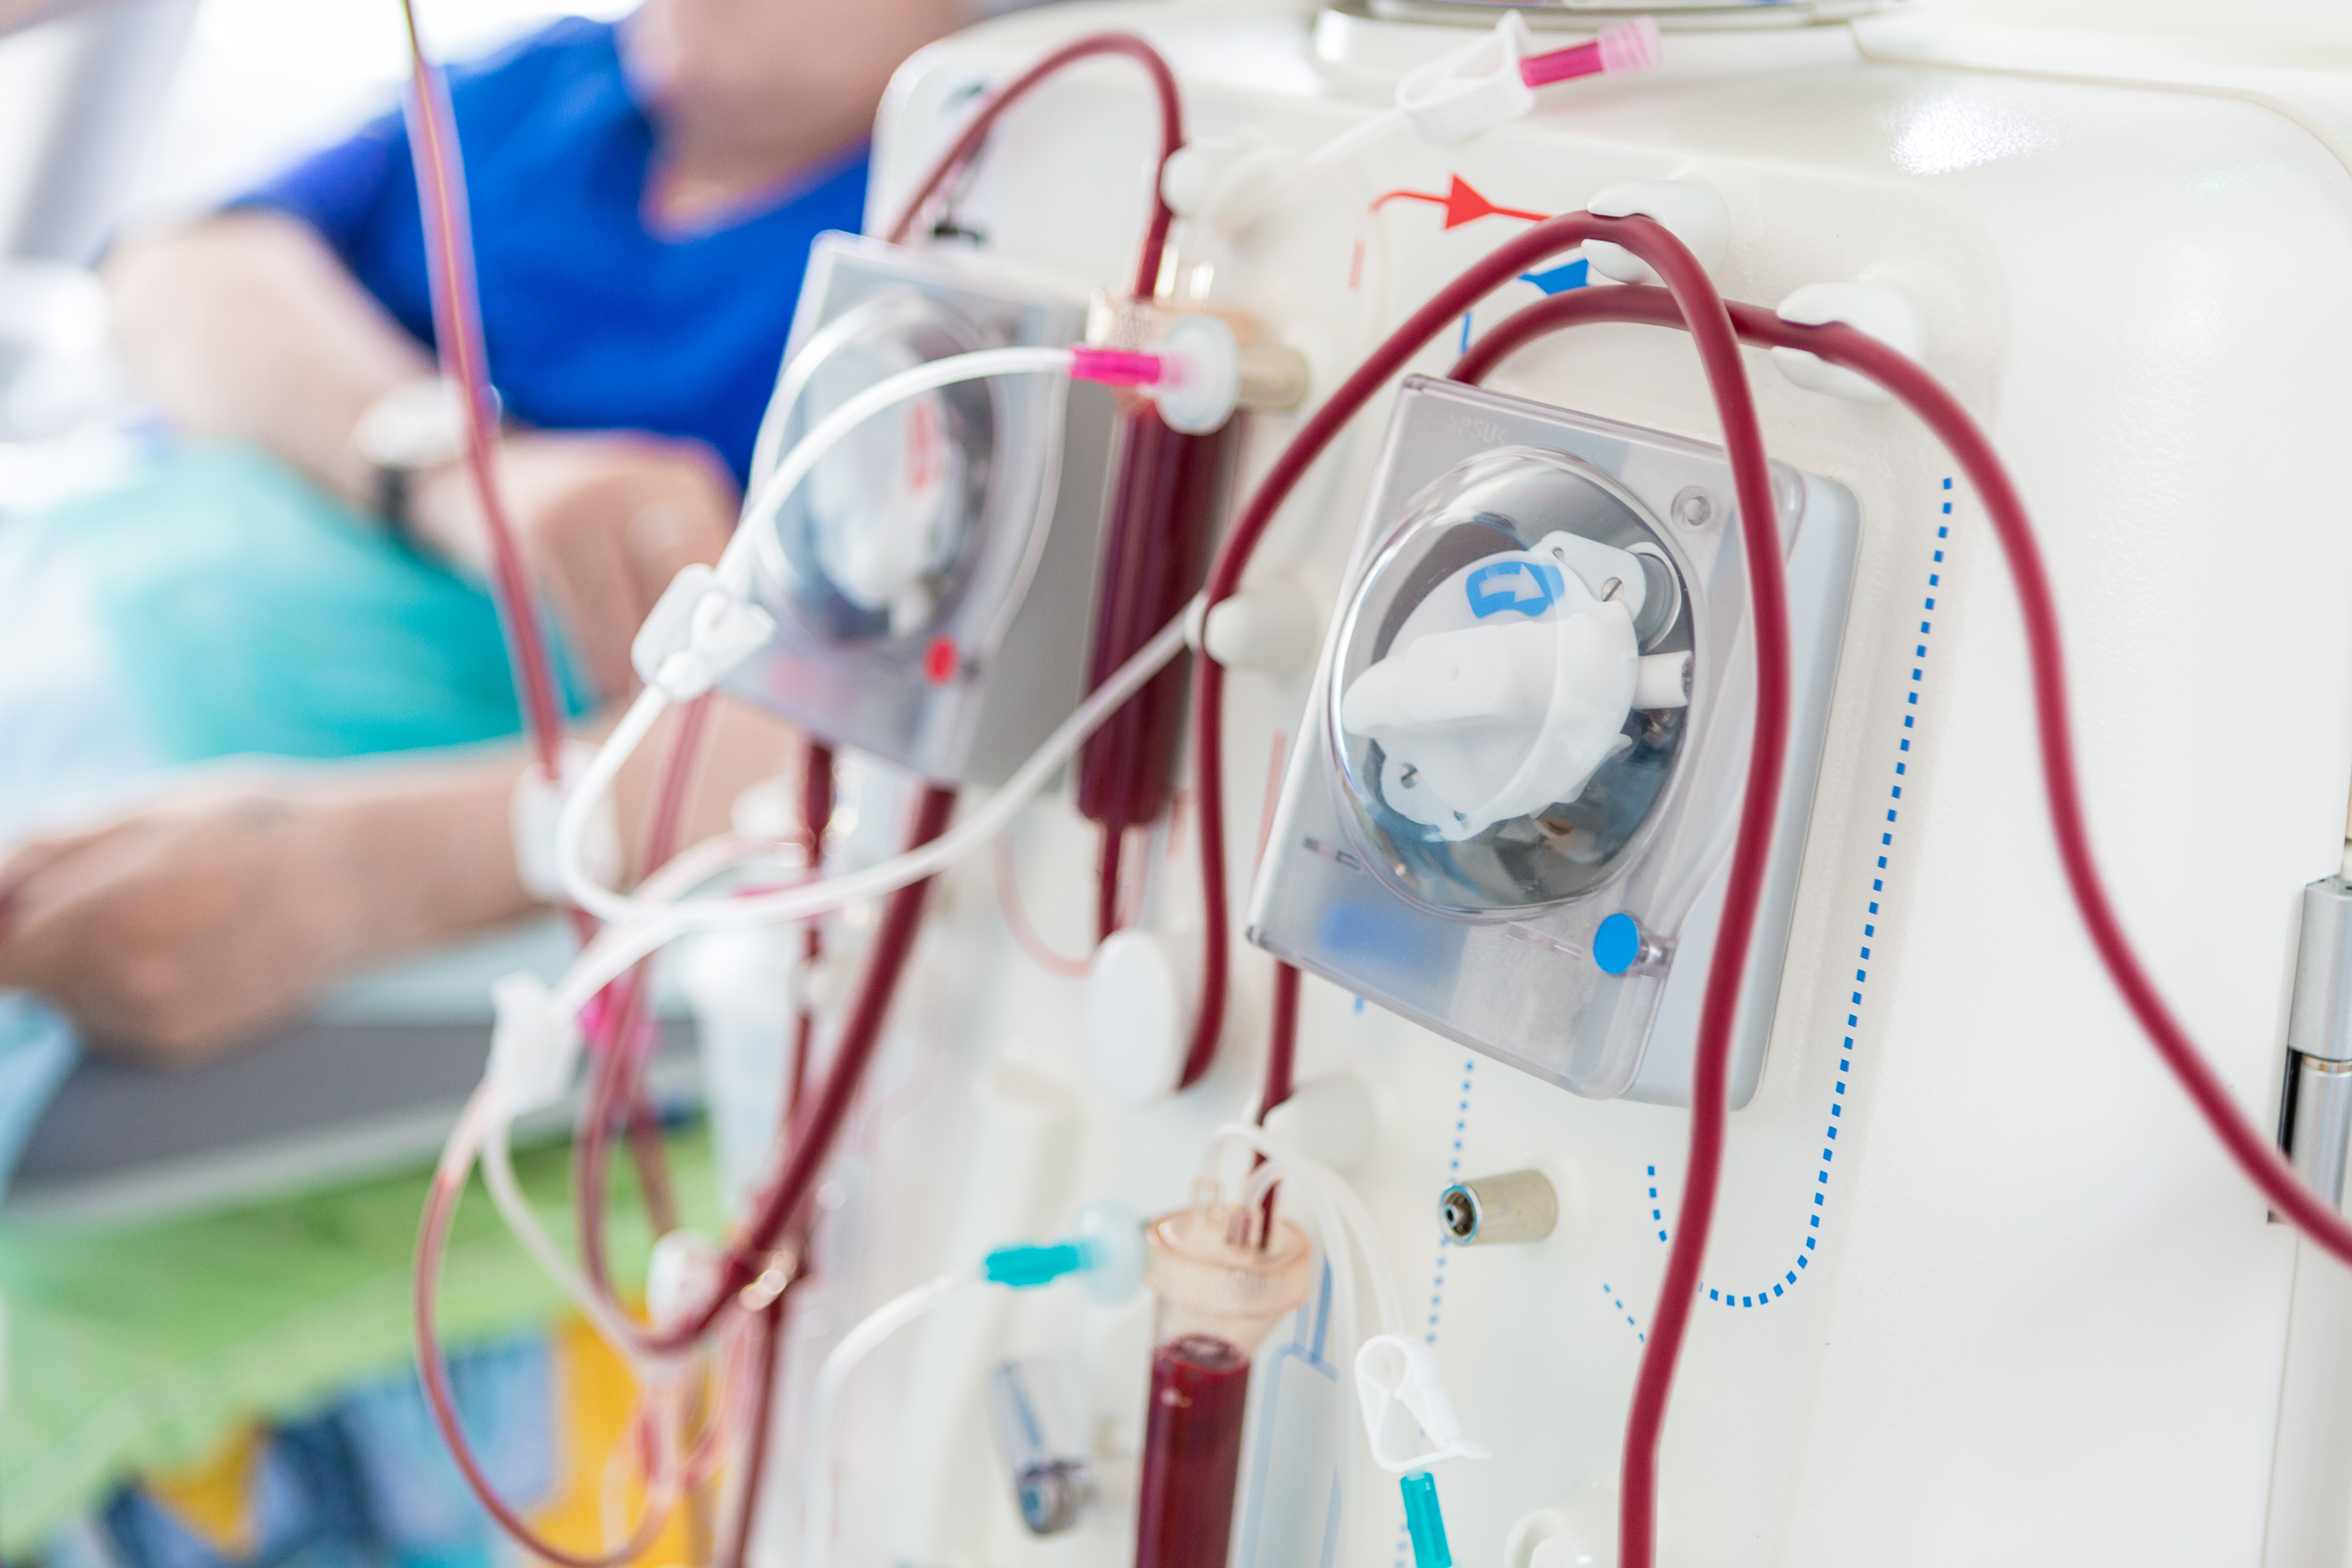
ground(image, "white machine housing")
xmin=710 ymin=7 xmax=2352 ymax=1568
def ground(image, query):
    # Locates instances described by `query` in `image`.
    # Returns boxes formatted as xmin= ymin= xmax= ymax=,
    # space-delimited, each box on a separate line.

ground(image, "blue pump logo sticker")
xmin=1464 ymin=559 xmax=1564 ymax=619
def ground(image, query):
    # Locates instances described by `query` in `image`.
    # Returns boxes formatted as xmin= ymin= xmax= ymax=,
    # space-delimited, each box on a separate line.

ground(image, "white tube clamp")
xmin=1396 ymin=13 xmax=1536 ymax=145
xmin=514 ymin=739 xmax=621 ymax=905
xmin=1355 ymin=1333 xmax=1492 ymax=1472
xmin=1585 ymin=180 xmax=1730 ymax=284
xmin=487 ymin=971 xmax=581 ymax=1117
xmin=632 ymin=563 xmax=777 ymax=702
xmin=1771 ymin=281 xmax=1927 ymax=403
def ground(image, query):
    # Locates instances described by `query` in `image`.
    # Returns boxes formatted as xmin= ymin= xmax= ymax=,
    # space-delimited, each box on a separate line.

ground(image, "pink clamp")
xmin=1071 ymin=345 xmax=1166 ymax=388
xmin=1519 ymin=16 xmax=1661 ymax=89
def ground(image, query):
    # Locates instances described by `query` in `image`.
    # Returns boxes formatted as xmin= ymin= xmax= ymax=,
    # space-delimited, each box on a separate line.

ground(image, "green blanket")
xmin=0 ymin=1129 xmax=715 ymax=1553
xmin=49 ymin=442 xmax=586 ymax=764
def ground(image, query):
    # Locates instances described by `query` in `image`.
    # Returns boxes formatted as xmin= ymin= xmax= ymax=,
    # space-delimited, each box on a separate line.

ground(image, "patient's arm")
xmin=108 ymin=210 xmax=432 ymax=513
xmin=106 ymin=213 xmax=737 ymax=698
xmin=0 ymin=0 xmax=107 ymax=37
xmin=0 ymin=697 xmax=804 ymax=1067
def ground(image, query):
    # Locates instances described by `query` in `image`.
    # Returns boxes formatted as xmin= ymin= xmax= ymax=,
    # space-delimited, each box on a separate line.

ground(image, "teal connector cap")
xmin=1401 ymin=1471 xmax=1452 ymax=1568
xmin=979 ymin=1201 xmax=1144 ymax=1299
xmin=983 ymin=1241 xmax=1084 ymax=1289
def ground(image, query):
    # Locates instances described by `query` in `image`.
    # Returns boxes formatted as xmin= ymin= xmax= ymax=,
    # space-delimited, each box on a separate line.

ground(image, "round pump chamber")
xmin=1328 ymin=447 xmax=1696 ymax=917
xmin=770 ymin=289 xmax=998 ymax=641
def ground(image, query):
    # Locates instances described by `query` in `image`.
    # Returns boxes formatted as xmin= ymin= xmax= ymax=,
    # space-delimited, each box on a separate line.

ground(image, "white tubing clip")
xmin=647 ymin=1229 xmax=725 ymax=1332
xmin=487 ymin=971 xmax=582 ymax=1118
xmin=1397 ymin=13 xmax=1536 ymax=145
xmin=512 ymin=739 xmax=620 ymax=904
xmin=1772 ymin=281 xmax=1927 ymax=403
xmin=631 ymin=563 xmax=777 ymax=702
xmin=1584 ymin=180 xmax=1729 ymax=285
xmin=1354 ymin=1333 xmax=1492 ymax=1473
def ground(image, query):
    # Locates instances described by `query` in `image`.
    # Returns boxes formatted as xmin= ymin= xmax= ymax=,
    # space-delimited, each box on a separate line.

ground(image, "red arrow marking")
xmin=1371 ymin=173 xmax=1550 ymax=229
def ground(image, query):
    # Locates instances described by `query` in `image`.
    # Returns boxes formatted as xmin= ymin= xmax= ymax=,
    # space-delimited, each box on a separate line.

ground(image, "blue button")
xmin=1594 ymin=913 xmax=1641 ymax=975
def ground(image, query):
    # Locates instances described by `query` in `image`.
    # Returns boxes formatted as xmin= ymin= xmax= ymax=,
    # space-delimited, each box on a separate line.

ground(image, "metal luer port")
xmin=1438 ymin=1169 xmax=1559 ymax=1245
xmin=2287 ymin=1053 xmax=2352 ymax=1212
xmin=2282 ymin=878 xmax=2352 ymax=1212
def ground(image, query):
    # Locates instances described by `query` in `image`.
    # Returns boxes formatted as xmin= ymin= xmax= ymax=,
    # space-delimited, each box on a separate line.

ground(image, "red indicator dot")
xmin=923 ymin=635 xmax=960 ymax=685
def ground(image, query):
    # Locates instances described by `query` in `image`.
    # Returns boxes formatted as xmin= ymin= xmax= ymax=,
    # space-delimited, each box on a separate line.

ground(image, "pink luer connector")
xmin=1071 ymin=345 xmax=1166 ymax=388
xmin=1518 ymin=15 xmax=1662 ymax=89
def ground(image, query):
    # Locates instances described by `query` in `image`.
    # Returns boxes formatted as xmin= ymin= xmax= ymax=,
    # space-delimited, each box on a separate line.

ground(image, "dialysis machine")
xmin=399 ymin=1 xmax=2352 ymax=1566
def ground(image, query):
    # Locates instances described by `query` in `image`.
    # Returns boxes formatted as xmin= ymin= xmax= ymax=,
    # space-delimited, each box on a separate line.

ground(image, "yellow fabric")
xmin=528 ymin=1314 xmax=702 ymax=1566
xmin=0 ymin=1129 xmax=718 ymax=1554
xmin=138 ymin=1422 xmax=263 ymax=1560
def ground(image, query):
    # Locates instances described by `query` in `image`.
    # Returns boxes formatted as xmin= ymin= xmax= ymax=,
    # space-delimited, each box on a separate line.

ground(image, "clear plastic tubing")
xmin=1134 ymin=1194 xmax=1312 ymax=1568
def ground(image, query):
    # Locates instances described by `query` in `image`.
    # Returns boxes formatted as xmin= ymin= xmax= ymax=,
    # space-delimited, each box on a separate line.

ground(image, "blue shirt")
xmin=239 ymin=17 xmax=868 ymax=488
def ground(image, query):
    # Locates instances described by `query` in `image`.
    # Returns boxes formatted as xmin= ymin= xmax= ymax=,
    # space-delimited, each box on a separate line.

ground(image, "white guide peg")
xmin=1203 ymin=577 xmax=1320 ymax=675
xmin=1163 ymin=138 xmax=1302 ymax=238
xmin=1262 ymin=1073 xmax=1376 ymax=1170
xmin=1584 ymin=180 xmax=1729 ymax=284
xmin=1505 ymin=1495 xmax=1618 ymax=1561
xmin=1508 ymin=1476 xmax=1621 ymax=1568
xmin=1158 ymin=139 xmax=1248 ymax=219
xmin=1085 ymin=930 xmax=1199 ymax=1105
xmin=1396 ymin=12 xmax=1536 ymax=145
xmin=1772 ymin=281 xmax=1927 ymax=402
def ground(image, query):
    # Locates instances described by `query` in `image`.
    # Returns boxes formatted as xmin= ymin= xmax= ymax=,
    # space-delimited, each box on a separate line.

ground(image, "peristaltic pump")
xmin=1249 ymin=376 xmax=1860 ymax=1107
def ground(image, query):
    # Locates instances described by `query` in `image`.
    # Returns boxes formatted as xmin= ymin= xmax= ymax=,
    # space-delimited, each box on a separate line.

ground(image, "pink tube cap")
xmin=1519 ymin=16 xmax=1662 ymax=88
xmin=1071 ymin=345 xmax=1165 ymax=388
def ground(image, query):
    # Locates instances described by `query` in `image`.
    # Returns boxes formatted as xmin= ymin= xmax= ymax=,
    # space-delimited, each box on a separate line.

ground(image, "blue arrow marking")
xmin=1519 ymin=258 xmax=1590 ymax=296
xmin=1465 ymin=559 xmax=1564 ymax=619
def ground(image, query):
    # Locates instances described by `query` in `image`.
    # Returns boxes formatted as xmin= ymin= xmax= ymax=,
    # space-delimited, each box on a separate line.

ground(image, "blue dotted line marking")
xmin=1622 ymin=478 xmax=1951 ymax=1331
xmin=1399 ymin=1057 xmax=1479 ymax=1567
xmin=1423 ymin=1057 xmax=1476 ymax=1343
xmin=1600 ymin=1280 xmax=1645 ymax=1342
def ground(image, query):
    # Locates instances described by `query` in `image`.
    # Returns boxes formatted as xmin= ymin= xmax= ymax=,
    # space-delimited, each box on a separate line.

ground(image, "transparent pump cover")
xmin=723 ymin=234 xmax=1110 ymax=788
xmin=769 ymin=290 xmax=996 ymax=642
xmin=1246 ymin=378 xmax=1858 ymax=1106
xmin=1330 ymin=448 xmax=1693 ymax=914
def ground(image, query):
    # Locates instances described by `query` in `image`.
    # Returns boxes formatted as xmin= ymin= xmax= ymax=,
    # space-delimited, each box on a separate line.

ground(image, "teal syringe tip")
xmin=982 ymin=1241 xmax=1085 ymax=1289
xmin=1401 ymin=1470 xmax=1452 ymax=1568
xmin=978 ymin=1202 xmax=1144 ymax=1300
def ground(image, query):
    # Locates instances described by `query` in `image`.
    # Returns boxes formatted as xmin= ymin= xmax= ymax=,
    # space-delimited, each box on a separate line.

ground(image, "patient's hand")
xmin=410 ymin=430 xmax=738 ymax=702
xmin=0 ymin=784 xmax=374 ymax=1066
xmin=0 ymin=695 xmax=799 ymax=1069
